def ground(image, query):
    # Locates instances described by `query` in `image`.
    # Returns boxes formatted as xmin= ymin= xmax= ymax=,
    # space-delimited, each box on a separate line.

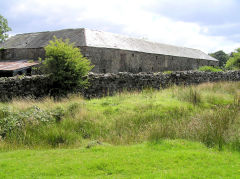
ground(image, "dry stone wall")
xmin=84 ymin=71 xmax=240 ymax=98
xmin=0 ymin=75 xmax=51 ymax=101
xmin=0 ymin=71 xmax=240 ymax=101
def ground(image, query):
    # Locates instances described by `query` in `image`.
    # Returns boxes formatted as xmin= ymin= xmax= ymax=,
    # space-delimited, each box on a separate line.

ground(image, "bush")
xmin=43 ymin=36 xmax=93 ymax=98
xmin=225 ymin=48 xmax=240 ymax=70
xmin=198 ymin=66 xmax=223 ymax=72
xmin=0 ymin=106 xmax=55 ymax=137
xmin=162 ymin=71 xmax=172 ymax=74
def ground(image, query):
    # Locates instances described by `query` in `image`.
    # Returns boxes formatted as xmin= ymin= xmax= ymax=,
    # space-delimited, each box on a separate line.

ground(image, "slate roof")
xmin=0 ymin=28 xmax=217 ymax=61
xmin=0 ymin=28 xmax=86 ymax=48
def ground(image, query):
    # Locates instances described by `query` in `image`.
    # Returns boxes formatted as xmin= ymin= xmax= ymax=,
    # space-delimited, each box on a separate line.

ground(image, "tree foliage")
xmin=209 ymin=50 xmax=229 ymax=67
xmin=43 ymin=36 xmax=93 ymax=97
xmin=0 ymin=15 xmax=11 ymax=43
xmin=225 ymin=48 xmax=240 ymax=70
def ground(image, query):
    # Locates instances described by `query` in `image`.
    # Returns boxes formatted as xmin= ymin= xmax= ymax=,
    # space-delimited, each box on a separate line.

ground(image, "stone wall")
xmin=0 ymin=47 xmax=218 ymax=73
xmin=0 ymin=71 xmax=239 ymax=100
xmin=84 ymin=71 xmax=240 ymax=98
xmin=0 ymin=75 xmax=50 ymax=101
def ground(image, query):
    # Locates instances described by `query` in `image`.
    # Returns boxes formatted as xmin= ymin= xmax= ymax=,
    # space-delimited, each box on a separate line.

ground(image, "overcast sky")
xmin=1 ymin=0 xmax=240 ymax=53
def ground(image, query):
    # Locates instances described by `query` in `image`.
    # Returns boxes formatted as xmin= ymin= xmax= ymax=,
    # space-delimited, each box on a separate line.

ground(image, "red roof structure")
xmin=0 ymin=60 xmax=38 ymax=71
xmin=0 ymin=60 xmax=39 ymax=77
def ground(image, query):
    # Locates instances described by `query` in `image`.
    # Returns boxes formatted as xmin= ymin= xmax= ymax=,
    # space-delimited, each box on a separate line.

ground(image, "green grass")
xmin=0 ymin=140 xmax=240 ymax=178
xmin=0 ymin=81 xmax=240 ymax=178
xmin=0 ymin=81 xmax=239 ymax=149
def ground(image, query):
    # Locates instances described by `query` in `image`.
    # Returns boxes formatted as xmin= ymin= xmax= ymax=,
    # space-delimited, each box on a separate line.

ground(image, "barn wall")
xmin=80 ymin=46 xmax=218 ymax=73
xmin=0 ymin=47 xmax=218 ymax=73
xmin=0 ymin=48 xmax=45 ymax=61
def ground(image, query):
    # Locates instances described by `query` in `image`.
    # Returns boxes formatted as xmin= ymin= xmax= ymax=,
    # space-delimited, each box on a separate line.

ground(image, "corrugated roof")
xmin=0 ymin=60 xmax=39 ymax=71
xmin=84 ymin=29 xmax=217 ymax=61
xmin=0 ymin=28 xmax=217 ymax=61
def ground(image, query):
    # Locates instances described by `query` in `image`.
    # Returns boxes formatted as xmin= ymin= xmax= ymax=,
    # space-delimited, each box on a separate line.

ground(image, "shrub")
xmin=43 ymin=36 xmax=94 ymax=98
xmin=0 ymin=106 xmax=55 ymax=138
xmin=225 ymin=48 xmax=240 ymax=70
xmin=198 ymin=66 xmax=223 ymax=72
xmin=163 ymin=71 xmax=172 ymax=74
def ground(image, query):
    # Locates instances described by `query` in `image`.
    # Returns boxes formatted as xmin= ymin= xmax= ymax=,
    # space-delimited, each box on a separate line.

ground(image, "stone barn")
xmin=0 ymin=28 xmax=218 ymax=73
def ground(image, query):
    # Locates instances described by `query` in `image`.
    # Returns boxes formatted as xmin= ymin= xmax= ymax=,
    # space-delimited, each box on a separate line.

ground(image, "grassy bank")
xmin=0 ymin=81 xmax=239 ymax=151
xmin=1 ymin=140 xmax=240 ymax=178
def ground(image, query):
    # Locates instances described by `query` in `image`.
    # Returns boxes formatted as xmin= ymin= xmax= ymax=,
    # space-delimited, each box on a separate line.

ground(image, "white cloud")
xmin=6 ymin=0 xmax=240 ymax=53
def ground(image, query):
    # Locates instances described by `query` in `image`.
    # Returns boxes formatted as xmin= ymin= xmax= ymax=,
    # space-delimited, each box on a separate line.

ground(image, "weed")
xmin=175 ymin=87 xmax=201 ymax=105
xmin=0 ymin=81 xmax=240 ymax=150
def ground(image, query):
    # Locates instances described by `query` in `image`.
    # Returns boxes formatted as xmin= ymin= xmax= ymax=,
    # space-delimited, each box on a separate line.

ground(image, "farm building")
xmin=0 ymin=60 xmax=38 ymax=77
xmin=0 ymin=28 xmax=218 ymax=74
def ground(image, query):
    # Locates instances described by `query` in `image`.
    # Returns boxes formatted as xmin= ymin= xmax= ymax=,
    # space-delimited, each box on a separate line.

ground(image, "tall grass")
xmin=0 ymin=81 xmax=240 ymax=151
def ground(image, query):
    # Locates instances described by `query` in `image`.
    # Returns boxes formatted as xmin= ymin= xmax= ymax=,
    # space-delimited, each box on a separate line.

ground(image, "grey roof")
xmin=1 ymin=28 xmax=217 ymax=61
xmin=1 ymin=28 xmax=86 ymax=48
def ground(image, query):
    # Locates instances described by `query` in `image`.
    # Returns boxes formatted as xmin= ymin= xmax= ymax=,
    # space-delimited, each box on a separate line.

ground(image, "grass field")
xmin=1 ymin=140 xmax=240 ymax=178
xmin=0 ymin=81 xmax=240 ymax=178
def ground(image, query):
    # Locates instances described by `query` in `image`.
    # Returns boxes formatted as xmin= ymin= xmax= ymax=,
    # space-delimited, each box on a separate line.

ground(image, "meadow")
xmin=1 ymin=140 xmax=240 ymax=178
xmin=0 ymin=81 xmax=240 ymax=178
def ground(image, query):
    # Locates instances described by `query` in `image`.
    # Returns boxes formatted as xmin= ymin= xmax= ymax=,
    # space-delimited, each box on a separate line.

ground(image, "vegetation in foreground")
xmin=1 ymin=140 xmax=240 ymax=178
xmin=0 ymin=81 xmax=239 ymax=151
xmin=0 ymin=81 xmax=240 ymax=178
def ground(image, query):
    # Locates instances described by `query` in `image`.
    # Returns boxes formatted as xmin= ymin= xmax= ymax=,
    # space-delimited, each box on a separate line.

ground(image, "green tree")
xmin=0 ymin=15 xmax=11 ymax=43
xmin=43 ymin=36 xmax=93 ymax=98
xmin=209 ymin=50 xmax=229 ymax=67
xmin=225 ymin=48 xmax=240 ymax=70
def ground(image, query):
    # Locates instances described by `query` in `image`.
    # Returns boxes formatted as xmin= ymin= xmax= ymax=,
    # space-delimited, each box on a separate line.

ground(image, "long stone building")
xmin=0 ymin=28 xmax=218 ymax=73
